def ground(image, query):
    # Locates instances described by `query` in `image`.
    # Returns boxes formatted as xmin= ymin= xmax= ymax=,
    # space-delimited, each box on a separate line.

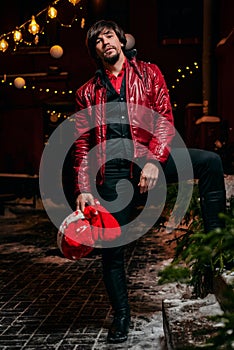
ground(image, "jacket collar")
xmin=94 ymin=50 xmax=142 ymax=87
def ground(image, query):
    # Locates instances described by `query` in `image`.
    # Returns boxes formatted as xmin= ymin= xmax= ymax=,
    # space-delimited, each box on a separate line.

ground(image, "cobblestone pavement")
xmin=0 ymin=203 xmax=190 ymax=350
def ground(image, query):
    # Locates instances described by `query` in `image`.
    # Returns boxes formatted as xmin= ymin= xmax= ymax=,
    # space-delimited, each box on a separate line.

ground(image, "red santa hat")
xmin=57 ymin=199 xmax=121 ymax=260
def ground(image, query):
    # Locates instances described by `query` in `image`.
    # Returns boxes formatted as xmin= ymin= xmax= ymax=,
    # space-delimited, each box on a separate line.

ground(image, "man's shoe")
xmin=107 ymin=312 xmax=130 ymax=344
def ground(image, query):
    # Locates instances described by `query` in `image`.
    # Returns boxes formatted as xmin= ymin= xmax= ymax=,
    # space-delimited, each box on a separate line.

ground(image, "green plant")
xmin=162 ymin=181 xmax=202 ymax=229
xmin=159 ymin=183 xmax=234 ymax=297
xmin=198 ymin=313 xmax=234 ymax=350
xmin=158 ymin=264 xmax=191 ymax=284
xmin=158 ymin=189 xmax=234 ymax=349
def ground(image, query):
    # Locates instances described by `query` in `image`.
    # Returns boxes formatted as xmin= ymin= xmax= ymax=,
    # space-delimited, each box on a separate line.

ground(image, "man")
xmin=73 ymin=20 xmax=226 ymax=344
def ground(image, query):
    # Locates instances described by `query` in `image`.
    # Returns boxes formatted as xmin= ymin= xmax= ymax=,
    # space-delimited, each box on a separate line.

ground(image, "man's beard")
xmin=103 ymin=52 xmax=120 ymax=65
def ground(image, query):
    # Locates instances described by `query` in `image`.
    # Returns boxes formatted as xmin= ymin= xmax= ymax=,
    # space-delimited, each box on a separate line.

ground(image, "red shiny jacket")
xmin=73 ymin=56 xmax=175 ymax=195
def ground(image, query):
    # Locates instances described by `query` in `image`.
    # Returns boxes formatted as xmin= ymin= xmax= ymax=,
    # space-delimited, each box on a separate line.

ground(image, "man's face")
xmin=95 ymin=28 xmax=123 ymax=65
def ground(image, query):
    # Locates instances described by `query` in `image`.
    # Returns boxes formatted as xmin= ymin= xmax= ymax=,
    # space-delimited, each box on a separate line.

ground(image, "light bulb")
xmin=48 ymin=7 xmax=57 ymax=19
xmin=0 ymin=38 xmax=9 ymax=52
xmin=68 ymin=0 xmax=81 ymax=5
xmin=34 ymin=35 xmax=39 ymax=45
xmin=28 ymin=16 xmax=40 ymax=35
xmin=81 ymin=18 xmax=85 ymax=28
xmin=13 ymin=29 xmax=22 ymax=42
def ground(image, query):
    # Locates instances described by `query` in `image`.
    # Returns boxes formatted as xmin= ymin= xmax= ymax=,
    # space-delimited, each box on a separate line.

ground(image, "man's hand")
xmin=76 ymin=193 xmax=95 ymax=212
xmin=138 ymin=162 xmax=159 ymax=194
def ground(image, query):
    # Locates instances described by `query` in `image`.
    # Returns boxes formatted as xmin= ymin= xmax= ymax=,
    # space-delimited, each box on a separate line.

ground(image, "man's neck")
xmin=104 ymin=52 xmax=126 ymax=77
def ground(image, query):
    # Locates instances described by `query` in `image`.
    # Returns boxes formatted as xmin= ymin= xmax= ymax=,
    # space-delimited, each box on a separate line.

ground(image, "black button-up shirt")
xmin=104 ymin=73 xmax=133 ymax=163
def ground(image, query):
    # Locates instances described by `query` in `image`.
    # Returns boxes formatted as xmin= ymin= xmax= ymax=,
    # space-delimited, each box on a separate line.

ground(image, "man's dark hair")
xmin=86 ymin=20 xmax=127 ymax=62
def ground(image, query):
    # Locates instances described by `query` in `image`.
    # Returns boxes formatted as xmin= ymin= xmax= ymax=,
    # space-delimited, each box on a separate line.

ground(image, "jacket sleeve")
xmin=147 ymin=64 xmax=175 ymax=164
xmin=73 ymin=87 xmax=93 ymax=196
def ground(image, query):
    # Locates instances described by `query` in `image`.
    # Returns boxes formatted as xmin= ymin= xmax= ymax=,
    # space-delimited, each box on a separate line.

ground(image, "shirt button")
xmin=121 ymin=115 xmax=125 ymax=119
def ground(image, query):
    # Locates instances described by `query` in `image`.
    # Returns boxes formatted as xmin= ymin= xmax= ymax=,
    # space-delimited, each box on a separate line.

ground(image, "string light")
xmin=1 ymin=60 xmax=200 ymax=102
xmin=13 ymin=29 xmax=22 ymax=42
xmin=169 ymin=61 xmax=201 ymax=109
xmin=28 ymin=16 xmax=40 ymax=35
xmin=68 ymin=0 xmax=81 ymax=5
xmin=0 ymin=0 xmax=85 ymax=53
xmin=34 ymin=35 xmax=40 ymax=45
xmin=48 ymin=6 xmax=58 ymax=19
xmin=0 ymin=38 xmax=9 ymax=52
xmin=0 ymin=76 xmax=75 ymax=95
xmin=81 ymin=17 xmax=85 ymax=29
xmin=170 ymin=62 xmax=200 ymax=89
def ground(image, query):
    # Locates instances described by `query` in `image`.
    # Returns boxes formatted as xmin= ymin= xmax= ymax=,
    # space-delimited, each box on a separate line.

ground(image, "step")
xmin=162 ymin=293 xmax=223 ymax=350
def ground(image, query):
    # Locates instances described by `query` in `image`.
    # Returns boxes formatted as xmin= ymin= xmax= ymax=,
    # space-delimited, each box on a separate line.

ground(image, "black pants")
xmin=164 ymin=148 xmax=225 ymax=195
xmin=97 ymin=148 xmax=225 ymax=308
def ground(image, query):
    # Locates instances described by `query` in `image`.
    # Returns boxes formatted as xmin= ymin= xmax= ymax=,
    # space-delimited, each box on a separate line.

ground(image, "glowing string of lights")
xmin=0 ymin=75 xmax=75 ymax=95
xmin=0 ymin=61 xmax=200 ymax=100
xmin=0 ymin=0 xmax=85 ymax=53
xmin=168 ymin=61 xmax=200 ymax=109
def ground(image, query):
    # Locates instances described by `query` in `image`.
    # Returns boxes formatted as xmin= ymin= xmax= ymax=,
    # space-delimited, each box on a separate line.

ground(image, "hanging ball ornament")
xmin=14 ymin=77 xmax=26 ymax=89
xmin=50 ymin=45 xmax=63 ymax=58
xmin=125 ymin=34 xmax=135 ymax=50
